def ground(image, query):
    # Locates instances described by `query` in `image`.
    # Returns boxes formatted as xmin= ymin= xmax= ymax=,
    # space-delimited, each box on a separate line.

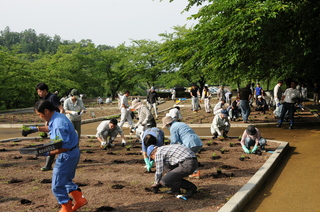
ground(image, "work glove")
xmin=22 ymin=126 xmax=38 ymax=137
xmin=242 ymin=145 xmax=250 ymax=154
xmin=79 ymin=111 xmax=85 ymax=115
xmin=142 ymin=121 xmax=147 ymax=126
xmin=144 ymin=158 xmax=153 ymax=172
xmin=121 ymin=139 xmax=126 ymax=145
xmin=252 ymin=145 xmax=258 ymax=153
xmin=101 ymin=141 xmax=107 ymax=147
xmin=70 ymin=111 xmax=78 ymax=115
xmin=225 ymin=122 xmax=229 ymax=127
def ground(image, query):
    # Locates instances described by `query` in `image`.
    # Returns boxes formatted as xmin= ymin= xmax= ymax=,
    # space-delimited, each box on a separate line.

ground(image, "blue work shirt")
xmin=169 ymin=121 xmax=202 ymax=149
xmin=48 ymin=111 xmax=79 ymax=150
xmin=141 ymin=127 xmax=164 ymax=152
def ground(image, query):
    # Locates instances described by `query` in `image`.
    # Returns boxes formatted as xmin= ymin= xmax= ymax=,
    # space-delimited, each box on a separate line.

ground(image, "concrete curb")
xmin=218 ymin=139 xmax=289 ymax=212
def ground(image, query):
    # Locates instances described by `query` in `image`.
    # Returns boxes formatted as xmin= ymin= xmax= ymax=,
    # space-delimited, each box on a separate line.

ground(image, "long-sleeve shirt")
xmin=166 ymin=108 xmax=182 ymax=121
xmin=274 ymin=84 xmax=282 ymax=100
xmin=120 ymin=95 xmax=129 ymax=109
xmin=64 ymin=97 xmax=86 ymax=121
xmin=154 ymin=144 xmax=196 ymax=183
xmin=240 ymin=127 xmax=261 ymax=145
xmin=96 ymin=120 xmax=124 ymax=139
xmin=141 ymin=128 xmax=164 ymax=152
xmin=211 ymin=114 xmax=230 ymax=135
xmin=136 ymin=105 xmax=154 ymax=125
xmin=169 ymin=121 xmax=203 ymax=149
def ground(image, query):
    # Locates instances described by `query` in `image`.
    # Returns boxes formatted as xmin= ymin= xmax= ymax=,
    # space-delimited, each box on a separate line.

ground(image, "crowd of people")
xmin=19 ymin=81 xmax=319 ymax=211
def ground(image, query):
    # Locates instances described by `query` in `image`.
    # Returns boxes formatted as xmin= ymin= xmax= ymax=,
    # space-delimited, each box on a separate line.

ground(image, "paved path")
xmin=1 ymin=100 xmax=320 ymax=211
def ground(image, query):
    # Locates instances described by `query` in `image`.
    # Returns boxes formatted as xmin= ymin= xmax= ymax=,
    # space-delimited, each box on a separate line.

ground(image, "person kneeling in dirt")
xmin=210 ymin=109 xmax=230 ymax=139
xmin=148 ymin=144 xmax=198 ymax=199
xmin=241 ymin=125 xmax=267 ymax=154
xmin=96 ymin=118 xmax=126 ymax=149
xmin=255 ymin=95 xmax=268 ymax=114
xmin=141 ymin=127 xmax=164 ymax=172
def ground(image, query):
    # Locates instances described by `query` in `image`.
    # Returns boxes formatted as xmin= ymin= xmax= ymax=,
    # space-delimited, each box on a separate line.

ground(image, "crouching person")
xmin=96 ymin=118 xmax=126 ymax=149
xmin=148 ymin=144 xmax=198 ymax=199
xmin=241 ymin=125 xmax=267 ymax=154
xmin=210 ymin=109 xmax=230 ymax=138
xmin=34 ymin=99 xmax=87 ymax=212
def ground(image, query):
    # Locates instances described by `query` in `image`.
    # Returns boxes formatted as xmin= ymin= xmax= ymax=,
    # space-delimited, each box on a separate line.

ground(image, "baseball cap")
xmin=221 ymin=109 xmax=228 ymax=117
xmin=147 ymin=145 xmax=157 ymax=161
xmin=258 ymin=95 xmax=262 ymax=98
xmin=70 ymin=89 xmax=80 ymax=98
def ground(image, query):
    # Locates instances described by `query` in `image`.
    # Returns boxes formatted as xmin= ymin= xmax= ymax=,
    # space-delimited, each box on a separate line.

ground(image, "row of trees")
xmin=1 ymin=0 xmax=320 ymax=109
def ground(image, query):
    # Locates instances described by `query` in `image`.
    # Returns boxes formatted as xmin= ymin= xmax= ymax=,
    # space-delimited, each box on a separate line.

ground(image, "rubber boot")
xmin=41 ymin=155 xmax=55 ymax=171
xmin=223 ymin=131 xmax=229 ymax=138
xmin=59 ymin=200 xmax=73 ymax=212
xmin=70 ymin=189 xmax=88 ymax=211
xmin=180 ymin=179 xmax=197 ymax=198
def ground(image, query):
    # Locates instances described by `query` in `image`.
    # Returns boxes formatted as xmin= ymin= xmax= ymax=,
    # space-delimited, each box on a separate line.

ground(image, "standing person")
xmin=277 ymin=81 xmax=301 ymax=129
xmin=166 ymin=106 xmax=182 ymax=121
xmin=147 ymin=87 xmax=158 ymax=119
xmin=201 ymin=85 xmax=212 ymax=113
xmin=274 ymin=80 xmax=283 ymax=108
xmin=171 ymin=88 xmax=176 ymax=102
xmin=96 ymin=118 xmax=126 ymax=149
xmin=239 ymin=83 xmax=252 ymax=123
xmin=228 ymin=96 xmax=241 ymax=121
xmin=210 ymin=109 xmax=230 ymax=138
xmin=313 ymin=83 xmax=319 ymax=105
xmin=63 ymin=89 xmax=86 ymax=138
xmin=241 ymin=125 xmax=267 ymax=154
xmin=118 ymin=90 xmax=134 ymax=129
xmin=34 ymin=100 xmax=87 ymax=211
xmin=300 ymin=84 xmax=308 ymax=106
xmin=35 ymin=82 xmax=65 ymax=171
xmin=225 ymin=91 xmax=232 ymax=105
xmin=162 ymin=116 xmax=203 ymax=179
xmin=254 ymin=83 xmax=264 ymax=105
xmin=190 ymin=84 xmax=200 ymax=113
xmin=141 ymin=127 xmax=164 ymax=172
xmin=217 ymin=85 xmax=226 ymax=101
xmin=148 ymin=144 xmax=198 ymax=199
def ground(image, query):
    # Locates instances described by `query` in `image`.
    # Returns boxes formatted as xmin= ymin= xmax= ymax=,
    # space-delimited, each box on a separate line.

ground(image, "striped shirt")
xmin=154 ymin=144 xmax=196 ymax=183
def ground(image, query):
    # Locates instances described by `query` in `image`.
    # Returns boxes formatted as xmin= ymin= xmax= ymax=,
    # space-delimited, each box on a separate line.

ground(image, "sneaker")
xmin=40 ymin=167 xmax=52 ymax=171
xmin=189 ymin=170 xmax=200 ymax=179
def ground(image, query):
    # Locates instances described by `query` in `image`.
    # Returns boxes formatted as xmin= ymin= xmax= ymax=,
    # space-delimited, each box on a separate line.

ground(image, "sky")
xmin=1 ymin=0 xmax=201 ymax=47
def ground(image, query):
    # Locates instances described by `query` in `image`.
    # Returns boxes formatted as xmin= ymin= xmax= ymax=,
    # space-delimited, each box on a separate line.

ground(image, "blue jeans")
xmin=244 ymin=137 xmax=267 ymax=149
xmin=240 ymin=100 xmax=250 ymax=122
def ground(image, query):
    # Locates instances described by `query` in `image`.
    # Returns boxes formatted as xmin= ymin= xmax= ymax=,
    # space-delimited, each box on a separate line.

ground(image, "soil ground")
xmin=0 ymin=99 xmax=319 ymax=212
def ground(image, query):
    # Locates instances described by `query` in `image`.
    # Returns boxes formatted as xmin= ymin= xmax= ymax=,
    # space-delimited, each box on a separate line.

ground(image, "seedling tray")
xmin=19 ymin=141 xmax=63 ymax=156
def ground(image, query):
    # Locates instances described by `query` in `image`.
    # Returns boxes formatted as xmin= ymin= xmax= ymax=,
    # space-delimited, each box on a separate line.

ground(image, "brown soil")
xmin=0 ymin=136 xmax=279 ymax=212
xmin=0 ymin=100 xmax=318 ymax=211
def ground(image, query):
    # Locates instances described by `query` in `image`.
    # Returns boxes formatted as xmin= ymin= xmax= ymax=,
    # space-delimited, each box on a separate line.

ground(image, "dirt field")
xmin=0 ymin=99 xmax=318 ymax=211
xmin=0 ymin=136 xmax=279 ymax=212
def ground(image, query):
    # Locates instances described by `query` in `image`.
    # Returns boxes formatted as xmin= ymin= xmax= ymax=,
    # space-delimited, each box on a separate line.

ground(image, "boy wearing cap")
xmin=255 ymin=95 xmax=268 ymax=114
xmin=148 ymin=144 xmax=198 ymax=198
xmin=64 ymin=89 xmax=86 ymax=137
xmin=210 ymin=109 xmax=230 ymax=138
xmin=241 ymin=125 xmax=267 ymax=154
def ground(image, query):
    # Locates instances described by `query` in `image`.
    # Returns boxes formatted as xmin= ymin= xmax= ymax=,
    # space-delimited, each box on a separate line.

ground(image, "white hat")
xmin=131 ymin=99 xmax=142 ymax=110
xmin=258 ymin=95 xmax=262 ymax=98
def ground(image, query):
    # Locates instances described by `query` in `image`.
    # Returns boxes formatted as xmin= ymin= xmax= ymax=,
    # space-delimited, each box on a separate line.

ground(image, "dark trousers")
xmin=279 ymin=102 xmax=295 ymax=125
xmin=160 ymin=158 xmax=197 ymax=190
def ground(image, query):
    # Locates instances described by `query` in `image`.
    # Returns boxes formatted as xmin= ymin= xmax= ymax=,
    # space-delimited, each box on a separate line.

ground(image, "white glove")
xmin=225 ymin=122 xmax=229 ymax=127
xmin=126 ymin=108 xmax=130 ymax=111
xmin=101 ymin=141 xmax=107 ymax=146
xmin=70 ymin=111 xmax=78 ymax=115
xmin=80 ymin=111 xmax=84 ymax=115
xmin=122 ymin=139 xmax=126 ymax=144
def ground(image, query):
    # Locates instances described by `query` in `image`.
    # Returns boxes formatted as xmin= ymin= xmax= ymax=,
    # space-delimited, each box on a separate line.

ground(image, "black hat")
xmin=246 ymin=125 xmax=257 ymax=135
